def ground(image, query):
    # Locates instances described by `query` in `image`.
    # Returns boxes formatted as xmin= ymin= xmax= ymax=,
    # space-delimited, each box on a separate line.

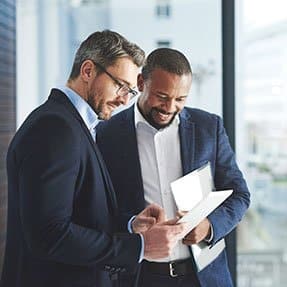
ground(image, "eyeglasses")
xmin=93 ymin=62 xmax=138 ymax=99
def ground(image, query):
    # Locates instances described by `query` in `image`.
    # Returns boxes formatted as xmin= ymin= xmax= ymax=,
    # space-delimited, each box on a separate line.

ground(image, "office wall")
xmin=0 ymin=0 xmax=16 ymax=276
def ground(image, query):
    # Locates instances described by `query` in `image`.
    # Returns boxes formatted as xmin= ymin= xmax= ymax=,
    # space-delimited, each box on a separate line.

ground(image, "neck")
xmin=66 ymin=79 xmax=87 ymax=101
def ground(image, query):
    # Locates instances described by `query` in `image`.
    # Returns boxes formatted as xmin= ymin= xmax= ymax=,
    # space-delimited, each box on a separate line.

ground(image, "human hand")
xmin=182 ymin=218 xmax=211 ymax=245
xmin=176 ymin=210 xmax=188 ymax=219
xmin=132 ymin=204 xmax=166 ymax=234
xmin=142 ymin=218 xmax=189 ymax=260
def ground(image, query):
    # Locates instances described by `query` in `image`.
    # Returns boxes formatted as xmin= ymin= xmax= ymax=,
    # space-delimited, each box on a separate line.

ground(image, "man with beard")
xmin=1 ymin=32 xmax=189 ymax=287
xmin=97 ymin=48 xmax=250 ymax=287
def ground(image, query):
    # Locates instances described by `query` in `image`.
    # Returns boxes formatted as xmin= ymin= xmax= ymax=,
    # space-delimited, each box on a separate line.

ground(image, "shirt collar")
xmin=134 ymin=100 xmax=180 ymax=132
xmin=58 ymin=86 xmax=101 ymax=132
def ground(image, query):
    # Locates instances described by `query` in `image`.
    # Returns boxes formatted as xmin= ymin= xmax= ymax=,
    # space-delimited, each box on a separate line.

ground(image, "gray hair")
xmin=69 ymin=30 xmax=145 ymax=80
xmin=142 ymin=48 xmax=192 ymax=80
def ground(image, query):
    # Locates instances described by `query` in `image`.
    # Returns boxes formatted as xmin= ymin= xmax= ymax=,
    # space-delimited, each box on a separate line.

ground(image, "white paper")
xmin=171 ymin=162 xmax=233 ymax=232
xmin=191 ymin=239 xmax=226 ymax=271
xmin=170 ymin=162 xmax=232 ymax=271
xmin=171 ymin=162 xmax=213 ymax=211
xmin=176 ymin=189 xmax=233 ymax=230
xmin=171 ymin=172 xmax=203 ymax=211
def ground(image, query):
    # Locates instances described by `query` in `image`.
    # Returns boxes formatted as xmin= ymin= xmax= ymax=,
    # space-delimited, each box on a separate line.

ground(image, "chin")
xmin=155 ymin=117 xmax=173 ymax=126
xmin=98 ymin=112 xmax=112 ymax=120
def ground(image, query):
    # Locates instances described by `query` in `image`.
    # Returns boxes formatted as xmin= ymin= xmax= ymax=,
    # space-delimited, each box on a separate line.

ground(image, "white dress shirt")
xmin=134 ymin=103 xmax=191 ymax=262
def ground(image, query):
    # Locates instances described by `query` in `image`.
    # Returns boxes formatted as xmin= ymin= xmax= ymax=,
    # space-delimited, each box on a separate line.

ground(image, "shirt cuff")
xmin=138 ymin=233 xmax=145 ymax=263
xmin=127 ymin=215 xmax=136 ymax=233
xmin=127 ymin=216 xmax=144 ymax=262
xmin=204 ymin=223 xmax=214 ymax=243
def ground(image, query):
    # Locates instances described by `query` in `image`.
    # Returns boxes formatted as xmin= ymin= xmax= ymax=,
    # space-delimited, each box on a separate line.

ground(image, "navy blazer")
xmin=1 ymin=89 xmax=141 ymax=287
xmin=97 ymin=105 xmax=250 ymax=287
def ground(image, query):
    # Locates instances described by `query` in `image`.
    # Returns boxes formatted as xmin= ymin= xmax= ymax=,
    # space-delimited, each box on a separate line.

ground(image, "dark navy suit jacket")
xmin=97 ymin=105 xmax=250 ymax=287
xmin=1 ymin=89 xmax=141 ymax=287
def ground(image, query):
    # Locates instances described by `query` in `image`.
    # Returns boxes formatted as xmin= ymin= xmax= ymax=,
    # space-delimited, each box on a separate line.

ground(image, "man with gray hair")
xmin=1 ymin=31 xmax=188 ymax=287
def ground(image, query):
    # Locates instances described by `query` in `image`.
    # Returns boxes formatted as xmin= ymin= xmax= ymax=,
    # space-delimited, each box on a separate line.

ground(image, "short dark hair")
xmin=68 ymin=30 xmax=145 ymax=80
xmin=141 ymin=48 xmax=192 ymax=80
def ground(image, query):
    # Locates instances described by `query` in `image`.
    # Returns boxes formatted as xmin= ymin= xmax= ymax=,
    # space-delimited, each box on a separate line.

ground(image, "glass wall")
xmin=236 ymin=1 xmax=287 ymax=286
xmin=16 ymin=0 xmax=222 ymax=125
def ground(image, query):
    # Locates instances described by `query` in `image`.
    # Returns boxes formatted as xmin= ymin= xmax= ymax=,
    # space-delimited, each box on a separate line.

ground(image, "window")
xmin=156 ymin=40 xmax=171 ymax=47
xmin=155 ymin=0 xmax=171 ymax=18
xmin=236 ymin=1 xmax=287 ymax=286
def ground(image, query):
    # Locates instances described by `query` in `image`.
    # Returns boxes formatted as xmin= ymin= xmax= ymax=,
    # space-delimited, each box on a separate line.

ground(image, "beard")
xmin=145 ymin=107 xmax=177 ymax=130
xmin=87 ymin=93 xmax=111 ymax=120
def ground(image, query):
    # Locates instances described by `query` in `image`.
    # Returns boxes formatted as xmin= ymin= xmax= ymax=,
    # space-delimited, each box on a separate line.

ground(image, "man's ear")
xmin=80 ymin=60 xmax=95 ymax=82
xmin=137 ymin=73 xmax=144 ymax=92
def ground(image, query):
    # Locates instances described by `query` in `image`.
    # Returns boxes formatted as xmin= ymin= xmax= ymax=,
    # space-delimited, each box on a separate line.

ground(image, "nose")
xmin=118 ymin=94 xmax=130 ymax=106
xmin=162 ymin=99 xmax=177 ymax=113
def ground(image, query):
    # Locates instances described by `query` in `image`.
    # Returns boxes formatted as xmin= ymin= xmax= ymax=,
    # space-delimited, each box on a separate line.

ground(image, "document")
xmin=191 ymin=238 xmax=226 ymax=272
xmin=170 ymin=162 xmax=233 ymax=271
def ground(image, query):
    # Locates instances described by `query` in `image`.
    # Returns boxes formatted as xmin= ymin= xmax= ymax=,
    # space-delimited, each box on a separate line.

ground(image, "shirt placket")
xmin=154 ymin=131 xmax=177 ymax=260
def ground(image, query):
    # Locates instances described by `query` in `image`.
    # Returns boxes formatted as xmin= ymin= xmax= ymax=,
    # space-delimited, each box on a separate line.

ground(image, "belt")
xmin=142 ymin=258 xmax=194 ymax=277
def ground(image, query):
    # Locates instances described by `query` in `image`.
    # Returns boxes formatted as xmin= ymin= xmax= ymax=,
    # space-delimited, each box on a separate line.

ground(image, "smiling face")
xmin=137 ymin=68 xmax=192 ymax=129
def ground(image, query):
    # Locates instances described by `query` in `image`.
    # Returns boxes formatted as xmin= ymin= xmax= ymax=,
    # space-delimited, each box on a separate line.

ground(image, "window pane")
xmin=236 ymin=1 xmax=287 ymax=286
xmin=16 ymin=0 xmax=222 ymax=125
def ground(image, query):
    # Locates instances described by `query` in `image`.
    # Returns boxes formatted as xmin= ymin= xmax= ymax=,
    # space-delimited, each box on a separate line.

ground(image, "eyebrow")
xmin=95 ymin=62 xmax=135 ymax=89
xmin=156 ymin=92 xmax=188 ymax=98
xmin=120 ymin=78 xmax=133 ymax=88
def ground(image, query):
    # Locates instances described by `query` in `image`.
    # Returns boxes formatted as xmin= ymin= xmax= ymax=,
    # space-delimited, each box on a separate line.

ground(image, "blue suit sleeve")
xmin=207 ymin=116 xmax=250 ymax=245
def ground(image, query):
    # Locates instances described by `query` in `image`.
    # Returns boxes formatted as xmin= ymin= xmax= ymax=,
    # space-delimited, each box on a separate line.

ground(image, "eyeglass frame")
xmin=92 ymin=61 xmax=138 ymax=99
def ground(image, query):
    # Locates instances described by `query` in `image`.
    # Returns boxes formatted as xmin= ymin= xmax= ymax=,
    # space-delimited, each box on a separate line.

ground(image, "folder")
xmin=170 ymin=162 xmax=233 ymax=271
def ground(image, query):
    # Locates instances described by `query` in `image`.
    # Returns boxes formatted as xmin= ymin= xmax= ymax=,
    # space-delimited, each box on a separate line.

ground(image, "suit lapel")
xmin=179 ymin=109 xmax=205 ymax=273
xmin=48 ymin=89 xmax=118 ymax=212
xmin=179 ymin=108 xmax=195 ymax=175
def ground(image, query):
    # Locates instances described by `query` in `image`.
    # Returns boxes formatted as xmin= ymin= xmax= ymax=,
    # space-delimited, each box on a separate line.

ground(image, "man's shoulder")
xmin=181 ymin=107 xmax=220 ymax=123
xmin=100 ymin=106 xmax=132 ymax=128
xmin=13 ymin=93 xmax=80 ymax=147
xmin=112 ymin=106 xmax=132 ymax=121
xmin=21 ymin=99 xmax=74 ymax=130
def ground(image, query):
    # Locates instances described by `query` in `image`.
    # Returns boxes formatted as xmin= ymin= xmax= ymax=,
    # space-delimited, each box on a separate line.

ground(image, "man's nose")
xmin=118 ymin=94 xmax=130 ymax=106
xmin=162 ymin=100 xmax=176 ymax=113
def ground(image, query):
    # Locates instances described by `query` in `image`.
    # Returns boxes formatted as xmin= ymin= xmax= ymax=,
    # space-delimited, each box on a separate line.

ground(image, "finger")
xmin=140 ymin=217 xmax=156 ymax=226
xmin=146 ymin=203 xmax=162 ymax=213
xmin=147 ymin=204 xmax=166 ymax=222
xmin=165 ymin=222 xmax=190 ymax=237
xmin=161 ymin=218 xmax=179 ymax=226
xmin=183 ymin=230 xmax=195 ymax=240
xmin=176 ymin=210 xmax=188 ymax=218
xmin=182 ymin=238 xmax=194 ymax=245
xmin=156 ymin=209 xmax=166 ymax=223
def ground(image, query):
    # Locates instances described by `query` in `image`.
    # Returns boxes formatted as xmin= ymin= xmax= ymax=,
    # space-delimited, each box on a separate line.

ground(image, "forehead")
xmin=108 ymin=57 xmax=140 ymax=86
xmin=107 ymin=57 xmax=140 ymax=76
xmin=147 ymin=68 xmax=192 ymax=92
